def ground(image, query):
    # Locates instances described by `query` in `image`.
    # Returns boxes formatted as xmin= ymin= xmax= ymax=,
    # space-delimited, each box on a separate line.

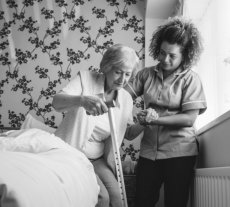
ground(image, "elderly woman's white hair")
xmin=100 ymin=44 xmax=140 ymax=75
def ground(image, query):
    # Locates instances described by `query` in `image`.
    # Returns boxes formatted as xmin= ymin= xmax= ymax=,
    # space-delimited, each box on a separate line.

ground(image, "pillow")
xmin=21 ymin=113 xmax=56 ymax=134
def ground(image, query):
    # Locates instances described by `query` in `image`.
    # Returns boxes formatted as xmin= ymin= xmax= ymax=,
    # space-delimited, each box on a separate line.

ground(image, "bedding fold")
xmin=0 ymin=128 xmax=99 ymax=207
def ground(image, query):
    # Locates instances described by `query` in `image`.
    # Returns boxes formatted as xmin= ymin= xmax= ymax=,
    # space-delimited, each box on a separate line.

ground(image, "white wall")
xmin=197 ymin=110 xmax=230 ymax=168
xmin=145 ymin=18 xmax=164 ymax=67
xmin=184 ymin=0 xmax=230 ymax=130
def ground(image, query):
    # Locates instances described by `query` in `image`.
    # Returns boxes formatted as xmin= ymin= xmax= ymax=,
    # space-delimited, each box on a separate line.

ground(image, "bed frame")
xmin=0 ymin=127 xmax=20 ymax=133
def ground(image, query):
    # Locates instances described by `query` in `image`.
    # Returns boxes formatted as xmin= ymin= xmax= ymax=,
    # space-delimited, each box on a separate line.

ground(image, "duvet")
xmin=0 ymin=128 xmax=100 ymax=207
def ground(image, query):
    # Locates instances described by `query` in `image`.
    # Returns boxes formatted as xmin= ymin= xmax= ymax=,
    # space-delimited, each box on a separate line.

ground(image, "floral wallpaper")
xmin=0 ymin=0 xmax=145 ymax=160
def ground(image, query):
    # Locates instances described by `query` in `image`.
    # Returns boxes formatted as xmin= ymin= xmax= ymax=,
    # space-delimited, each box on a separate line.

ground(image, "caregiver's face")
xmin=105 ymin=65 xmax=133 ymax=91
xmin=158 ymin=41 xmax=183 ymax=72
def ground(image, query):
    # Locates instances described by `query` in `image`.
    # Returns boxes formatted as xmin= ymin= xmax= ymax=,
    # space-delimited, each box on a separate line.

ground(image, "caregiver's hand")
xmin=137 ymin=108 xmax=159 ymax=125
xmin=81 ymin=96 xmax=108 ymax=116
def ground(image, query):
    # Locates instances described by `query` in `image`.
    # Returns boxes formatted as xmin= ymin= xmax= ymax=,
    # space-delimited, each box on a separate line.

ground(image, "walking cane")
xmin=106 ymin=101 xmax=128 ymax=207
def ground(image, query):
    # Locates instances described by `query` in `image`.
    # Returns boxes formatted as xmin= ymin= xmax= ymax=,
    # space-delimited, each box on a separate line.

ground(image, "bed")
xmin=0 ymin=125 xmax=100 ymax=207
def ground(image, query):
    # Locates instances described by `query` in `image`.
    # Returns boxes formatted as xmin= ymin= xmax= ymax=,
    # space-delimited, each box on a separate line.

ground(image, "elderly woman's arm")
xmin=52 ymin=93 xmax=108 ymax=115
xmin=124 ymin=123 xmax=144 ymax=141
xmin=52 ymin=93 xmax=83 ymax=112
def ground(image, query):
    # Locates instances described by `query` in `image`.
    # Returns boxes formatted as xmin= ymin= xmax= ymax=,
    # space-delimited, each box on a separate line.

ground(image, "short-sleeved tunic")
xmin=130 ymin=65 xmax=207 ymax=160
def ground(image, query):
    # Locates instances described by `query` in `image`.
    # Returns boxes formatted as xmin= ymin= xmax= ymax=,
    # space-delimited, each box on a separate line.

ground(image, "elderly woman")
xmin=126 ymin=17 xmax=207 ymax=207
xmin=52 ymin=44 xmax=143 ymax=207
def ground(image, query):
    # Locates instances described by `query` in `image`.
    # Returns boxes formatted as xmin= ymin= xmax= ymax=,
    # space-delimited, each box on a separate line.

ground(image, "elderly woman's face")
xmin=158 ymin=41 xmax=183 ymax=72
xmin=105 ymin=65 xmax=133 ymax=91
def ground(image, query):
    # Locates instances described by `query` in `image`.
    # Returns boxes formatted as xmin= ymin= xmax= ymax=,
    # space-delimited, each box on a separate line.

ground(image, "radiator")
xmin=192 ymin=167 xmax=230 ymax=207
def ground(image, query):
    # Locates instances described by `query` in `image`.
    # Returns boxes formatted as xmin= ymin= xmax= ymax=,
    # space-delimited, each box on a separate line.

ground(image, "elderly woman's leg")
xmin=93 ymin=158 xmax=123 ymax=207
xmin=95 ymin=175 xmax=110 ymax=207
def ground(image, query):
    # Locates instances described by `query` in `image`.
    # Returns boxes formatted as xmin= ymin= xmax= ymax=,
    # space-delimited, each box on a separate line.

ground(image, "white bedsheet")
xmin=0 ymin=128 xmax=99 ymax=207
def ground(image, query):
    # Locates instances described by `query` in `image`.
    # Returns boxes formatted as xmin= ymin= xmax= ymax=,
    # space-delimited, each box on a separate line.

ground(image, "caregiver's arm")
xmin=124 ymin=83 xmax=138 ymax=100
xmin=52 ymin=93 xmax=108 ymax=115
xmin=140 ymin=109 xmax=199 ymax=127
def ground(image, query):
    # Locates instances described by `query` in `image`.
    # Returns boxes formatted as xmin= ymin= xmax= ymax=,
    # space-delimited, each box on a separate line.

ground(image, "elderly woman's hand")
xmin=81 ymin=96 xmax=108 ymax=116
xmin=137 ymin=110 xmax=148 ymax=125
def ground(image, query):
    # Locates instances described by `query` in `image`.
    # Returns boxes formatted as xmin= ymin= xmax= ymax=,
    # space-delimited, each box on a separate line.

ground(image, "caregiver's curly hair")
xmin=149 ymin=17 xmax=203 ymax=70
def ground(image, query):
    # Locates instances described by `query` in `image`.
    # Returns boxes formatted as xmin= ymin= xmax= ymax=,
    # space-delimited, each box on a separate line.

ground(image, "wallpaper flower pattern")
xmin=0 ymin=0 xmax=145 ymax=160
